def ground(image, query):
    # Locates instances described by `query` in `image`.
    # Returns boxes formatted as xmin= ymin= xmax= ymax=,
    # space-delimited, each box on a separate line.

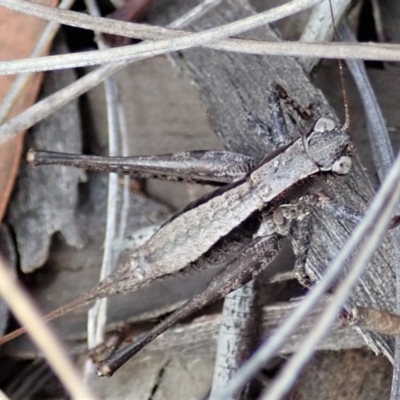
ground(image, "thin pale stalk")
xmin=0 ymin=255 xmax=97 ymax=400
xmin=0 ymin=0 xmax=321 ymax=44
xmin=15 ymin=1 xmax=400 ymax=75
xmin=116 ymin=101 xmax=130 ymax=245
xmin=0 ymin=62 xmax=124 ymax=145
xmin=83 ymin=0 xmax=125 ymax=365
xmin=85 ymin=83 xmax=120 ymax=362
xmin=1 ymin=36 xmax=400 ymax=74
xmin=0 ymin=0 xmax=322 ymax=145
xmin=3 ymin=0 xmax=400 ymax=67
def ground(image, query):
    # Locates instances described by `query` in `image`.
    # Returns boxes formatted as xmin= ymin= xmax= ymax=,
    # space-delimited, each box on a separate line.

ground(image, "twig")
xmin=0 ymin=0 xmax=323 ymax=74
xmin=0 ymin=62 xmax=127 ymax=146
xmin=0 ymin=254 xmax=97 ymax=400
xmin=3 ymin=0 xmax=400 ymax=65
xmin=4 ymin=1 xmax=400 ymax=74
xmin=0 ymin=0 xmax=323 ymax=44
xmin=1 ymin=35 xmax=400 ymax=75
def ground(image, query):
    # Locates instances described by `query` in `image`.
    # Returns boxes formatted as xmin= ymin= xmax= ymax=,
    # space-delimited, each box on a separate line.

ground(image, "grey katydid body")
xmin=93 ymin=118 xmax=351 ymax=376
xmin=0 ymin=112 xmax=350 ymax=349
xmin=95 ymin=118 xmax=350 ymax=297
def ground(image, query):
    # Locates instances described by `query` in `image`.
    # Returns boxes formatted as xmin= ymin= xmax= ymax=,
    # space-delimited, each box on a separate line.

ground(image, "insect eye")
xmin=332 ymin=156 xmax=352 ymax=175
xmin=313 ymin=117 xmax=336 ymax=132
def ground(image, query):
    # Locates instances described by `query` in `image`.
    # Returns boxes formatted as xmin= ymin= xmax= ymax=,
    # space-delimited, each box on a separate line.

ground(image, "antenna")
xmin=328 ymin=0 xmax=350 ymax=131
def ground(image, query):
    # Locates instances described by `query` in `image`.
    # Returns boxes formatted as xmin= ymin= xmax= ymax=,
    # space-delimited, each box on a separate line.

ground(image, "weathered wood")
xmin=211 ymin=278 xmax=262 ymax=398
xmin=6 ymin=34 xmax=84 ymax=273
xmin=116 ymin=300 xmax=367 ymax=360
xmin=149 ymin=0 xmax=397 ymax=360
xmin=91 ymin=356 xmax=213 ymax=400
xmin=2 ymin=299 xmax=366 ymax=359
xmin=290 ymin=349 xmax=392 ymax=400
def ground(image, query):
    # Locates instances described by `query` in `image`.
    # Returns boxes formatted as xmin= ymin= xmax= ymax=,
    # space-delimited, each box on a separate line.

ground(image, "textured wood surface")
xmin=6 ymin=35 xmax=84 ymax=273
xmin=2 ymin=298 xmax=366 ymax=359
xmin=290 ymin=350 xmax=392 ymax=400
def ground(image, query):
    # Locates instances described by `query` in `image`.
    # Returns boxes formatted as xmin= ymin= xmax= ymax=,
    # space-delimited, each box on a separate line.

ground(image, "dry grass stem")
xmin=0 ymin=255 xmax=97 ymax=400
xmin=7 ymin=0 xmax=400 ymax=75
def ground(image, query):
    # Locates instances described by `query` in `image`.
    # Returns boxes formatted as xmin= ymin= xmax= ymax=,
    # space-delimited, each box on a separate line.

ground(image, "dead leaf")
xmin=0 ymin=0 xmax=58 ymax=222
